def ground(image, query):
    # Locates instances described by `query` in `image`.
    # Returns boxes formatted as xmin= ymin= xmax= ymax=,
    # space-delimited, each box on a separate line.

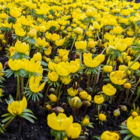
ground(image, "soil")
xmin=0 ymin=52 xmax=139 ymax=140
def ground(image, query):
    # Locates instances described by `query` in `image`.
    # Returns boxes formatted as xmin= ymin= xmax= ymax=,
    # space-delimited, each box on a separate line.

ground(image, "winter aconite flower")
xmin=8 ymin=59 xmax=24 ymax=71
xmin=67 ymin=87 xmax=78 ymax=97
xmin=75 ymin=41 xmax=87 ymax=50
xmin=102 ymin=84 xmax=116 ymax=96
xmin=66 ymin=123 xmax=81 ymax=139
xmin=110 ymin=70 xmax=127 ymax=85
xmin=103 ymin=65 xmax=113 ymax=73
xmin=94 ymin=94 xmax=104 ymax=104
xmin=128 ymin=61 xmax=140 ymax=70
xmin=48 ymin=71 xmax=59 ymax=82
xmin=101 ymin=131 xmax=120 ymax=140
xmin=14 ymin=40 xmax=29 ymax=54
xmin=29 ymin=76 xmax=45 ymax=93
xmin=47 ymin=113 xmax=73 ymax=131
xmin=8 ymin=97 xmax=27 ymax=116
xmin=127 ymin=116 xmax=140 ymax=138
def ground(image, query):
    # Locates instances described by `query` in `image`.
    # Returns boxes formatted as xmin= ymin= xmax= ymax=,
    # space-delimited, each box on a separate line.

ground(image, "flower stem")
xmin=124 ymin=89 xmax=129 ymax=103
xmin=87 ymin=74 xmax=90 ymax=88
xmin=44 ymin=85 xmax=50 ymax=105
xmin=118 ymin=90 xmax=124 ymax=104
xmin=4 ymin=118 xmax=15 ymax=129
xmin=21 ymin=77 xmax=24 ymax=99
xmin=70 ymin=35 xmax=77 ymax=54
xmin=133 ymin=94 xmax=140 ymax=104
xmin=92 ymin=74 xmax=97 ymax=96
xmin=19 ymin=118 xmax=23 ymax=133
xmin=16 ymin=75 xmax=20 ymax=100
xmin=57 ymin=83 xmax=63 ymax=104
xmin=124 ymin=55 xmax=140 ymax=74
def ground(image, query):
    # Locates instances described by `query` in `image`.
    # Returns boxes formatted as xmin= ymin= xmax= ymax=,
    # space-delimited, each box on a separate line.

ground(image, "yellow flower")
xmin=87 ymin=95 xmax=92 ymax=102
xmin=99 ymin=114 xmax=106 ymax=121
xmin=15 ymin=28 xmax=26 ymax=37
xmin=95 ymin=54 xmax=105 ymax=63
xmin=67 ymin=87 xmax=78 ymax=97
xmin=69 ymin=60 xmax=80 ymax=73
xmin=94 ymin=94 xmax=104 ymax=104
xmin=112 ymin=26 xmax=123 ymax=34
xmin=82 ymin=117 xmax=90 ymax=126
xmin=128 ymin=61 xmax=140 ymax=70
xmin=101 ymin=131 xmax=120 ymax=140
xmin=55 ymin=39 xmax=65 ymax=46
xmin=0 ymin=62 xmax=4 ymax=76
xmin=60 ymin=76 xmax=71 ymax=85
xmin=86 ymin=8 xmax=97 ymax=17
xmin=115 ymin=42 xmax=127 ymax=52
xmin=102 ymin=84 xmax=116 ymax=96
xmin=0 ymin=88 xmax=2 ymax=97
xmin=8 ymin=97 xmax=27 ymax=116
xmin=110 ymin=71 xmax=127 ymax=85
xmin=10 ymin=9 xmax=21 ymax=18
xmin=49 ymin=94 xmax=57 ymax=102
xmin=55 ymin=62 xmax=70 ymax=77
xmin=119 ymin=65 xmax=131 ymax=75
xmin=28 ymin=28 xmax=37 ymax=38
xmin=124 ymin=83 xmax=131 ymax=89
xmin=29 ymin=76 xmax=45 ymax=93
xmin=33 ymin=52 xmax=42 ymax=61
xmin=36 ymin=38 xmax=48 ymax=48
xmin=8 ymin=59 xmax=23 ymax=71
xmin=68 ymin=96 xmax=82 ymax=109
xmin=48 ymin=71 xmax=59 ymax=82
xmin=48 ymin=62 xmax=57 ymax=71
xmin=47 ymin=113 xmax=73 ymax=131
xmin=51 ymin=33 xmax=60 ymax=41
xmin=103 ymin=65 xmax=113 ymax=73
xmin=58 ymin=49 xmax=69 ymax=57
xmin=127 ymin=116 xmax=140 ymax=138
xmin=75 ymin=41 xmax=87 ymax=50
xmin=93 ymin=21 xmax=101 ymax=30
xmin=24 ymin=59 xmax=41 ymax=73
xmin=83 ymin=53 xmax=100 ymax=68
xmin=74 ymin=27 xmax=83 ymax=35
xmin=132 ymin=111 xmax=138 ymax=117
xmin=0 ymin=13 xmax=8 ymax=19
xmin=88 ymin=41 xmax=97 ymax=48
xmin=15 ymin=40 xmax=29 ymax=54
xmin=38 ymin=25 xmax=46 ymax=33
xmin=79 ymin=91 xmax=88 ymax=99
xmin=66 ymin=123 xmax=81 ymax=139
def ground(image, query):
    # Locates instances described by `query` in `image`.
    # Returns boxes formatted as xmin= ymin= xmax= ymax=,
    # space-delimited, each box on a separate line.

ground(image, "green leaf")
xmin=124 ymin=134 xmax=133 ymax=140
xmin=1 ymin=113 xmax=11 ymax=117
xmin=2 ymin=116 xmax=13 ymax=123
xmin=22 ymin=112 xmax=37 ymax=119
xmin=137 ymin=86 xmax=140 ymax=95
xmin=120 ymin=130 xmax=130 ymax=134
xmin=20 ymin=114 xmax=35 ymax=123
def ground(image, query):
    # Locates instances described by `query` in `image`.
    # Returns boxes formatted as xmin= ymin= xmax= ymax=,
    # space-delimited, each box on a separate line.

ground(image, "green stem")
xmin=125 ymin=89 xmax=129 ymax=102
xmin=87 ymin=74 xmax=90 ymax=88
xmin=44 ymin=85 xmax=50 ymax=105
xmin=101 ymin=47 xmax=107 ymax=54
xmin=16 ymin=75 xmax=20 ymax=100
xmin=4 ymin=118 xmax=15 ymax=129
xmin=124 ymin=55 xmax=140 ymax=74
xmin=92 ymin=74 xmax=97 ymax=96
xmin=58 ymin=83 xmax=63 ymax=101
xmin=133 ymin=94 xmax=140 ymax=104
xmin=134 ymin=26 xmax=140 ymax=43
xmin=70 ymin=35 xmax=77 ymax=54
xmin=21 ymin=77 xmax=24 ymax=99
xmin=25 ymin=78 xmax=30 ymax=91
xmin=83 ymin=21 xmax=90 ymax=40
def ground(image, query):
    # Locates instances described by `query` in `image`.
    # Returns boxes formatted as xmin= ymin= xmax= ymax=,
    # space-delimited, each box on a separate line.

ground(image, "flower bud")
xmin=113 ymin=108 xmax=120 ymax=117
xmin=121 ymin=105 xmax=127 ymax=111
xmin=82 ymin=116 xmax=90 ymax=126
xmin=33 ymin=52 xmax=42 ymax=61
xmin=46 ymin=104 xmax=52 ymax=110
xmin=74 ymin=27 xmax=83 ymax=35
xmin=124 ymin=83 xmax=131 ymax=89
xmin=79 ymin=91 xmax=88 ymax=100
xmin=86 ymin=8 xmax=97 ymax=17
xmin=99 ymin=113 xmax=106 ymax=121
xmin=83 ymin=101 xmax=91 ymax=107
xmin=68 ymin=96 xmax=82 ymax=110
xmin=49 ymin=88 xmax=56 ymax=94
xmin=49 ymin=94 xmax=57 ymax=102
xmin=51 ymin=107 xmax=64 ymax=114
xmin=103 ymin=65 xmax=113 ymax=73
xmin=132 ymin=111 xmax=138 ymax=117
